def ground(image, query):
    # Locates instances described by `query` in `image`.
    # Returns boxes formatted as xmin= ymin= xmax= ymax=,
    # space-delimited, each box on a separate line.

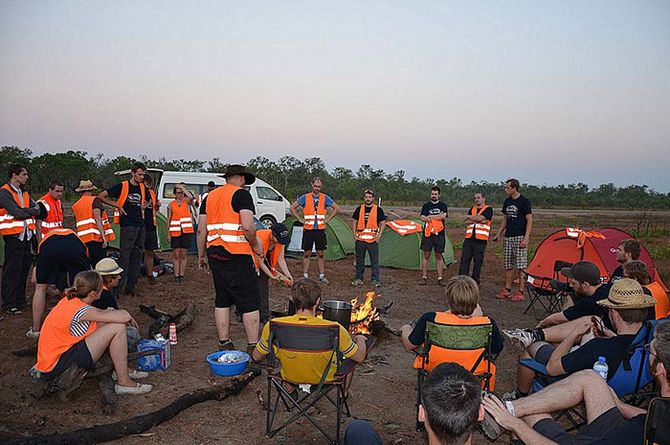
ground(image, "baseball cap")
xmin=560 ymin=261 xmax=601 ymax=285
xmin=271 ymin=223 xmax=290 ymax=245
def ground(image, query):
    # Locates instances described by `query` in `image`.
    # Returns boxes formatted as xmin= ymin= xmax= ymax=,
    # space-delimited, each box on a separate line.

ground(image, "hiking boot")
xmin=26 ymin=327 xmax=40 ymax=338
xmin=218 ymin=340 xmax=235 ymax=351
xmin=502 ymin=329 xmax=536 ymax=348
xmin=510 ymin=290 xmax=525 ymax=302
xmin=372 ymin=280 xmax=382 ymax=288
xmin=419 ymin=277 xmax=427 ymax=286
xmin=7 ymin=307 xmax=22 ymax=315
xmin=319 ymin=276 xmax=330 ymax=285
xmin=495 ymin=288 xmax=512 ymax=299
xmin=351 ymin=279 xmax=364 ymax=286
xmin=437 ymin=278 xmax=445 ymax=287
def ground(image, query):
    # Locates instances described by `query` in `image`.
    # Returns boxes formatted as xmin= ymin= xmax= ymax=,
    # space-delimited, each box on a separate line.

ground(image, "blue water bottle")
xmin=593 ymin=356 xmax=608 ymax=380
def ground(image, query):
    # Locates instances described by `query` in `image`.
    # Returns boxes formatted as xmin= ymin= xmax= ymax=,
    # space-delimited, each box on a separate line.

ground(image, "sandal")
xmin=114 ymin=382 xmax=153 ymax=395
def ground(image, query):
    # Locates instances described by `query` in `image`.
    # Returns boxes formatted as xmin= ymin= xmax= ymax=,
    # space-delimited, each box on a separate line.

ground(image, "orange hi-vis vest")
xmin=72 ymin=195 xmax=115 ymax=243
xmin=205 ymin=184 xmax=253 ymax=255
xmin=35 ymin=297 xmax=97 ymax=373
xmin=257 ymin=229 xmax=281 ymax=270
xmin=37 ymin=228 xmax=86 ymax=254
xmin=0 ymin=183 xmax=37 ymax=236
xmin=112 ymin=180 xmax=146 ymax=224
xmin=169 ymin=199 xmax=194 ymax=236
xmin=37 ymin=192 xmax=63 ymax=234
xmin=413 ymin=312 xmax=497 ymax=390
xmin=465 ymin=205 xmax=492 ymax=241
xmin=355 ymin=204 xmax=379 ymax=243
xmin=646 ymin=281 xmax=670 ymax=320
xmin=424 ymin=219 xmax=444 ymax=237
xmin=303 ymin=192 xmax=327 ymax=230
xmin=387 ymin=220 xmax=423 ymax=235
xmin=147 ymin=189 xmax=158 ymax=226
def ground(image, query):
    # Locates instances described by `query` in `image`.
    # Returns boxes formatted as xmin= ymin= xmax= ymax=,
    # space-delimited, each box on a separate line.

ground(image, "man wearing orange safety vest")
xmin=72 ymin=180 xmax=115 ymax=267
xmin=351 ymin=189 xmax=386 ymax=288
xmin=419 ymin=186 xmax=449 ymax=286
xmin=0 ymin=164 xmax=41 ymax=315
xmin=458 ymin=192 xmax=494 ymax=285
xmin=98 ymin=162 xmax=146 ymax=297
xmin=197 ymin=165 xmax=264 ymax=354
xmin=36 ymin=180 xmax=64 ymax=238
xmin=290 ymin=176 xmax=340 ymax=284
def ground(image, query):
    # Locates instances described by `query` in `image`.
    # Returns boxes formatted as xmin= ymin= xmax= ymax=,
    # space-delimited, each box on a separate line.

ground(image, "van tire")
xmin=260 ymin=215 xmax=277 ymax=228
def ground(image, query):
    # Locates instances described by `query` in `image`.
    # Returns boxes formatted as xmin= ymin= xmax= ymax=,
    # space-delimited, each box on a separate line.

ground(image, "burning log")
xmin=349 ymin=292 xmax=381 ymax=335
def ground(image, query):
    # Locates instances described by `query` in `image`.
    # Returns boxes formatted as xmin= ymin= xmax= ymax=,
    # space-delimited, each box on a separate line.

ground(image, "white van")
xmin=114 ymin=169 xmax=291 ymax=227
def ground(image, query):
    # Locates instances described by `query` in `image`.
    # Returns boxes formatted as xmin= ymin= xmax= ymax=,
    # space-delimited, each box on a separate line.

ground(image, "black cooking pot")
xmin=321 ymin=300 xmax=352 ymax=330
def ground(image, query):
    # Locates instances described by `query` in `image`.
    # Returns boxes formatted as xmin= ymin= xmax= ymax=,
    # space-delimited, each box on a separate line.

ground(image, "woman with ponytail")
xmin=33 ymin=270 xmax=152 ymax=395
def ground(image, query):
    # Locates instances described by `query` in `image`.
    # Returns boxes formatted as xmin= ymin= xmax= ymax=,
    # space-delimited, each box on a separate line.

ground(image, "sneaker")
xmin=419 ymin=277 xmax=427 ymax=286
xmin=495 ymin=288 xmax=512 ymax=299
xmin=510 ymin=290 xmax=525 ymax=302
xmin=114 ymin=382 xmax=153 ymax=395
xmin=502 ymin=390 xmax=523 ymax=401
xmin=7 ymin=307 xmax=22 ymax=315
xmin=502 ymin=329 xmax=535 ymax=348
xmin=437 ymin=278 xmax=445 ymax=287
xmin=319 ymin=276 xmax=330 ymax=285
xmin=218 ymin=340 xmax=235 ymax=351
xmin=372 ymin=280 xmax=382 ymax=288
xmin=26 ymin=327 xmax=40 ymax=338
xmin=351 ymin=279 xmax=364 ymax=286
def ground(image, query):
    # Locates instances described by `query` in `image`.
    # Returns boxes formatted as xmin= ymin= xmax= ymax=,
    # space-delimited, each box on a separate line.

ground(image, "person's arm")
xmin=349 ymin=334 xmax=367 ymax=363
xmin=325 ymin=201 xmax=340 ymax=224
xmin=375 ymin=220 xmax=386 ymax=242
xmin=240 ymin=209 xmax=262 ymax=256
xmin=276 ymin=246 xmax=293 ymax=283
xmin=258 ymin=257 xmax=277 ymax=279
xmin=492 ymin=214 xmax=507 ymax=241
xmin=482 ymin=395 xmax=559 ymax=445
xmin=400 ymin=313 xmax=431 ymax=352
xmin=80 ymin=307 xmax=133 ymax=324
xmin=290 ymin=195 xmax=305 ymax=223
xmin=0 ymin=189 xmax=40 ymax=219
xmin=521 ymin=213 xmax=533 ymax=248
xmin=166 ymin=206 xmax=172 ymax=240
xmin=545 ymin=318 xmax=592 ymax=376
xmin=92 ymin=207 xmax=108 ymax=248
xmin=196 ymin=213 xmax=208 ymax=271
xmin=97 ymin=190 xmax=126 ymax=215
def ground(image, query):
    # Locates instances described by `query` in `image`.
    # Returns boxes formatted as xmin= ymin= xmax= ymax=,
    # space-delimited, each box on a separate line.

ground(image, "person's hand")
xmin=472 ymin=304 xmax=483 ymax=317
xmin=119 ymin=206 xmax=127 ymax=216
xmin=482 ymin=394 xmax=522 ymax=432
xmin=572 ymin=318 xmax=593 ymax=339
xmin=374 ymin=233 xmax=382 ymax=243
xmin=520 ymin=237 xmax=529 ymax=248
xmin=198 ymin=255 xmax=209 ymax=272
xmin=128 ymin=317 xmax=139 ymax=331
xmin=102 ymin=239 xmax=108 ymax=249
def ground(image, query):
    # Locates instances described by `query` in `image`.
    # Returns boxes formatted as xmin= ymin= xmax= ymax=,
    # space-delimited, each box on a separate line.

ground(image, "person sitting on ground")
xmin=92 ymin=258 xmax=123 ymax=310
xmin=482 ymin=319 xmax=670 ymax=444
xmin=344 ymin=362 xmax=488 ymax=445
xmin=506 ymin=278 xmax=656 ymax=401
xmin=33 ymin=270 xmax=152 ymax=395
xmin=252 ymin=278 xmax=367 ymax=394
xmin=400 ymin=275 xmax=504 ymax=387
xmin=610 ymin=238 xmax=642 ymax=283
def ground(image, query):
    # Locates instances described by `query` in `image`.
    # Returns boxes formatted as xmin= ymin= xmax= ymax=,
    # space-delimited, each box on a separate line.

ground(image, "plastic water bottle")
xmin=593 ymin=356 xmax=608 ymax=380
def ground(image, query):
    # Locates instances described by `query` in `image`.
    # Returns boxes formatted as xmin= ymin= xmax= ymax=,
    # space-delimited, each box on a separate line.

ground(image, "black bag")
xmin=645 ymin=397 xmax=670 ymax=445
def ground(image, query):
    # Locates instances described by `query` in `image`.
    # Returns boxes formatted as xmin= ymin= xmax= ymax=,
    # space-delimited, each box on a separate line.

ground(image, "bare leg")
xmin=84 ymin=322 xmax=135 ymax=387
xmin=145 ymin=250 xmax=154 ymax=278
xmin=302 ymin=252 xmax=311 ymax=276
xmin=517 ymin=348 xmax=537 ymax=394
xmin=421 ymin=251 xmax=430 ymax=278
xmin=242 ymin=310 xmax=260 ymax=344
xmin=215 ymin=307 xmax=231 ymax=341
xmin=32 ymin=284 xmax=48 ymax=332
xmin=435 ymin=253 xmax=444 ymax=280
xmin=179 ymin=249 xmax=187 ymax=278
xmin=173 ymin=250 xmax=180 ymax=277
xmin=505 ymin=269 xmax=514 ymax=290
xmin=518 ymin=269 xmax=526 ymax=293
xmin=316 ymin=251 xmax=325 ymax=275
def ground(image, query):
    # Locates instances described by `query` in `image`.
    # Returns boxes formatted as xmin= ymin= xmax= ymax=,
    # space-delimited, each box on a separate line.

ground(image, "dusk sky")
xmin=1 ymin=1 xmax=669 ymax=191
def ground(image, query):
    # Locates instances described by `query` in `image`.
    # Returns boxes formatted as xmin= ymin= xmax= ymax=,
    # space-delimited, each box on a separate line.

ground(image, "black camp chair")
xmin=524 ymin=260 xmax=573 ymax=320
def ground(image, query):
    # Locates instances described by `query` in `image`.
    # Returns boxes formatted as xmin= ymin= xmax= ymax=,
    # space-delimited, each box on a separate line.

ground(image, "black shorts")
xmin=302 ymin=229 xmax=327 ymax=252
xmin=209 ymin=254 xmax=259 ymax=313
xmin=44 ymin=340 xmax=95 ymax=378
xmin=532 ymin=407 xmax=626 ymax=445
xmin=171 ymin=233 xmax=193 ymax=249
xmin=145 ymin=229 xmax=159 ymax=250
xmin=421 ymin=234 xmax=445 ymax=253
xmin=36 ymin=235 xmax=90 ymax=285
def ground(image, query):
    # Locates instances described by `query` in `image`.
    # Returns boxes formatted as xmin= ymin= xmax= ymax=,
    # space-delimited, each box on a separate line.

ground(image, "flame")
xmin=349 ymin=292 xmax=380 ymax=335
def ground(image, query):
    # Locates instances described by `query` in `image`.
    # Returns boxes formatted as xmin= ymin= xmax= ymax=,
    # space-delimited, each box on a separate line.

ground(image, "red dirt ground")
xmin=0 ymin=209 xmax=668 ymax=444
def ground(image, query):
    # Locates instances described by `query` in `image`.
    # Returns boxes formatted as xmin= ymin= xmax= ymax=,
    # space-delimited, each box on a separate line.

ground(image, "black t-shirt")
xmin=609 ymin=265 xmax=624 ymax=283
xmin=351 ymin=205 xmax=387 ymax=225
xmin=502 ymin=194 xmax=532 ymax=237
xmin=92 ymin=288 xmax=118 ymax=310
xmin=420 ymin=201 xmax=449 ymax=237
xmin=106 ymin=181 xmax=144 ymax=227
xmin=200 ymin=188 xmax=255 ymax=258
xmin=465 ymin=206 xmax=495 ymax=245
xmin=144 ymin=192 xmax=156 ymax=230
xmin=561 ymin=333 xmax=637 ymax=381
xmin=589 ymin=414 xmax=645 ymax=445
xmin=563 ymin=284 xmax=612 ymax=329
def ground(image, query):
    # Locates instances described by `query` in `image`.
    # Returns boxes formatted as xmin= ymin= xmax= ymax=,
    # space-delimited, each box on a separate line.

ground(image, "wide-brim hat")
xmin=597 ymin=278 xmax=656 ymax=310
xmin=95 ymin=258 xmax=124 ymax=276
xmin=75 ymin=180 xmax=97 ymax=192
xmin=223 ymin=164 xmax=255 ymax=185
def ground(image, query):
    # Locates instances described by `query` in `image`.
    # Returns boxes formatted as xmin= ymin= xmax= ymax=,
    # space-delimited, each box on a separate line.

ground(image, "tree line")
xmin=2 ymin=146 xmax=668 ymax=209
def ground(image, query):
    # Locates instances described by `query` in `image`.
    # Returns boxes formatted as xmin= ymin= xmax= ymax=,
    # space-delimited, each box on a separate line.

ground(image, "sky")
xmin=1 ymin=1 xmax=669 ymax=191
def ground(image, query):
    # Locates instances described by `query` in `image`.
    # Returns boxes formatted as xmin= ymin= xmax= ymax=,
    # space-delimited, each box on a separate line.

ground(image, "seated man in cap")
xmin=508 ymin=278 xmax=656 ymax=399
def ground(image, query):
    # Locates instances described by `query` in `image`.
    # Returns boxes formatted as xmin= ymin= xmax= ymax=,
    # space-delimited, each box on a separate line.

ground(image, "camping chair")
xmin=524 ymin=260 xmax=573 ymax=320
xmin=519 ymin=319 xmax=658 ymax=430
xmin=414 ymin=319 xmax=495 ymax=431
xmin=264 ymin=321 xmax=356 ymax=445
xmin=644 ymin=397 xmax=670 ymax=445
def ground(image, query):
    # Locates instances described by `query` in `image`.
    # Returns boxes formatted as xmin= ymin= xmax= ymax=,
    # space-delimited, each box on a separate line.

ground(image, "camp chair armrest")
xmin=519 ymin=358 xmax=549 ymax=376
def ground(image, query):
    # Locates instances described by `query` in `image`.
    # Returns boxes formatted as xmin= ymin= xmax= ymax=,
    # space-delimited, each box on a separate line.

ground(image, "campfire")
xmin=349 ymin=292 xmax=381 ymax=335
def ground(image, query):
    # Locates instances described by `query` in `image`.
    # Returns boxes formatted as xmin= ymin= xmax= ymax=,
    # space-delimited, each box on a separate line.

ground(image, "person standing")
xmin=168 ymin=184 xmax=194 ymax=283
xmin=0 ymin=164 xmax=41 ymax=315
xmin=98 ymin=162 xmax=146 ymax=296
xmin=142 ymin=175 xmax=161 ymax=285
xmin=36 ymin=180 xmax=64 ymax=238
xmin=255 ymin=223 xmax=293 ymax=323
xmin=72 ymin=180 xmax=115 ymax=267
xmin=351 ymin=189 xmax=386 ymax=287
xmin=419 ymin=186 xmax=448 ymax=286
xmin=290 ymin=177 xmax=340 ymax=284
xmin=458 ymin=192 xmax=493 ymax=284
xmin=197 ymin=165 xmax=264 ymax=353
xmin=492 ymin=178 xmax=533 ymax=302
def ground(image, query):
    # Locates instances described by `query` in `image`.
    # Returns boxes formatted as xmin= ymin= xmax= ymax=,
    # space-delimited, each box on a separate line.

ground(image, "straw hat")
xmin=75 ymin=180 xmax=97 ymax=192
xmin=95 ymin=258 xmax=124 ymax=276
xmin=597 ymin=278 xmax=656 ymax=310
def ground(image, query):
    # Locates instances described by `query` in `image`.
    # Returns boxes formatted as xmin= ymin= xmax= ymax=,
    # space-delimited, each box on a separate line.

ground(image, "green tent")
xmin=108 ymin=212 xmax=171 ymax=251
xmin=365 ymin=219 xmax=455 ymax=270
xmin=284 ymin=216 xmax=354 ymax=261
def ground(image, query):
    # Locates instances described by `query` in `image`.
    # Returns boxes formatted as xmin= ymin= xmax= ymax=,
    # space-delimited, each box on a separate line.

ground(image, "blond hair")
xmin=445 ymin=275 xmax=480 ymax=316
xmin=65 ymin=271 xmax=103 ymax=300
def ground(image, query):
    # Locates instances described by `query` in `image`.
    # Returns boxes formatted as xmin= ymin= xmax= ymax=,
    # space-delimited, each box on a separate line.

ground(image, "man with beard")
xmin=610 ymin=238 xmax=642 ymax=283
xmin=351 ymin=189 xmax=386 ymax=287
xmin=419 ymin=186 xmax=448 ymax=286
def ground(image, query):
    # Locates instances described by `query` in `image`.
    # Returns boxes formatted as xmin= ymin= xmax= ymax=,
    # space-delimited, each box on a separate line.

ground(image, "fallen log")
xmin=7 ymin=369 xmax=260 ymax=445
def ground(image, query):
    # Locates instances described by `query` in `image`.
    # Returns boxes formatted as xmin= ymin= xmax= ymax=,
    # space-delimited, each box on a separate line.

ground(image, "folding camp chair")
xmin=414 ymin=319 xmax=495 ymax=431
xmin=524 ymin=260 xmax=573 ymax=320
xmin=644 ymin=397 xmax=670 ymax=445
xmin=264 ymin=321 xmax=356 ymax=445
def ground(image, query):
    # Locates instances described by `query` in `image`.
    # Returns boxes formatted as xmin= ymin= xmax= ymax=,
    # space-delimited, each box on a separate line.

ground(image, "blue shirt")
xmin=297 ymin=193 xmax=335 ymax=209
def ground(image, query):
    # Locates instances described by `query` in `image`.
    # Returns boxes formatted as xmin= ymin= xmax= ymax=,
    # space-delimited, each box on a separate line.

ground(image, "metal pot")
xmin=321 ymin=300 xmax=352 ymax=330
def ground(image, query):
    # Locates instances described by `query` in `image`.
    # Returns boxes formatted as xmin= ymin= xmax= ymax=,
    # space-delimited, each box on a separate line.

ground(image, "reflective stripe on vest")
xmin=465 ymin=205 xmax=491 ymax=241
xmin=72 ymin=195 xmax=116 ymax=243
xmin=0 ymin=184 xmax=37 ymax=235
xmin=424 ymin=219 xmax=444 ymax=237
xmin=386 ymin=220 xmax=423 ymax=235
xmin=113 ymin=180 xmax=146 ymax=224
xmin=38 ymin=193 xmax=64 ymax=235
xmin=169 ymin=199 xmax=194 ymax=235
xmin=205 ymin=184 xmax=253 ymax=255
xmin=303 ymin=192 xmax=327 ymax=230
xmin=355 ymin=204 xmax=379 ymax=243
